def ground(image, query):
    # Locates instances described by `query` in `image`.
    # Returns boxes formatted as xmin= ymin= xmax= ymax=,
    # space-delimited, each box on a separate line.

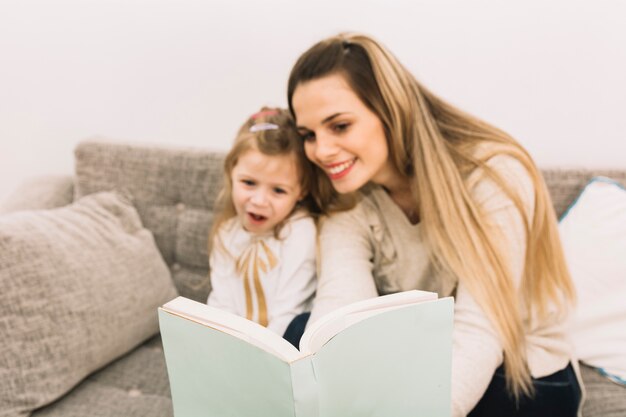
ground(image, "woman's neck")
xmin=381 ymin=180 xmax=420 ymax=224
xmin=373 ymin=162 xmax=419 ymax=223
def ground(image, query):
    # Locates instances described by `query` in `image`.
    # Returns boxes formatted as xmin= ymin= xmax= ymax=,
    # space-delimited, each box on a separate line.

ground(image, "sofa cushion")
xmin=31 ymin=336 xmax=173 ymax=417
xmin=74 ymin=140 xmax=225 ymax=302
xmin=559 ymin=177 xmax=626 ymax=383
xmin=579 ymin=362 xmax=626 ymax=416
xmin=0 ymin=191 xmax=177 ymax=417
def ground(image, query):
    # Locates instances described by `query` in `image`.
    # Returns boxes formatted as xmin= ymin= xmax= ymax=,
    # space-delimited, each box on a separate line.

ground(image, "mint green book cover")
xmin=159 ymin=296 xmax=453 ymax=417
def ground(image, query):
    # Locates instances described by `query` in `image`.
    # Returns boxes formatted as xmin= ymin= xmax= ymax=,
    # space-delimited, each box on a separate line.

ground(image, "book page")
xmin=161 ymin=297 xmax=302 ymax=362
xmin=299 ymin=290 xmax=438 ymax=355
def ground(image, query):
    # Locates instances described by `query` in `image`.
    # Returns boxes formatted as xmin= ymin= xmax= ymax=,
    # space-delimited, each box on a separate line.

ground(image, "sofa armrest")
xmin=0 ymin=175 xmax=75 ymax=214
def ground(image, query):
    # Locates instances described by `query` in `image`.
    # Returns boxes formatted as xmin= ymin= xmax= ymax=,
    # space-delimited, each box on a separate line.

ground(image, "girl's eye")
xmin=273 ymin=187 xmax=286 ymax=195
xmin=241 ymin=179 xmax=255 ymax=186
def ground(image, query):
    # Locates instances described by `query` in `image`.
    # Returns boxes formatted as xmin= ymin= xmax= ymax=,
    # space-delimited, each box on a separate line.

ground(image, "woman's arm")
xmin=308 ymin=204 xmax=379 ymax=325
xmin=450 ymin=155 xmax=536 ymax=417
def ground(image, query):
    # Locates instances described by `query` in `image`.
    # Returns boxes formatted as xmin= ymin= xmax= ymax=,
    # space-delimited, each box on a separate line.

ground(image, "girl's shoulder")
xmin=215 ymin=217 xmax=241 ymax=239
xmin=279 ymin=210 xmax=316 ymax=240
xmin=210 ymin=217 xmax=249 ymax=258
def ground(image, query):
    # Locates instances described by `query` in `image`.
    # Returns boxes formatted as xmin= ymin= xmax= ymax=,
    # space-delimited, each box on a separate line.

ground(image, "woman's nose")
xmin=313 ymin=134 xmax=339 ymax=162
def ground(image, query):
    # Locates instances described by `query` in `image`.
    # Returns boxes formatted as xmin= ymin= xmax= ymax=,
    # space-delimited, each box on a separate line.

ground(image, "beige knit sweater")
xmin=309 ymin=155 xmax=573 ymax=417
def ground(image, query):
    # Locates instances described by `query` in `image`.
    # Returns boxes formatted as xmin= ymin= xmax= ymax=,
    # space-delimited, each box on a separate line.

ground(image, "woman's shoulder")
xmin=469 ymin=147 xmax=536 ymax=216
xmin=470 ymin=142 xmax=529 ymax=173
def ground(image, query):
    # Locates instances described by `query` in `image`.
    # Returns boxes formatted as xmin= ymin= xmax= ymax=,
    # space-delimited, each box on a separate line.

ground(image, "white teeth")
xmin=328 ymin=160 xmax=354 ymax=175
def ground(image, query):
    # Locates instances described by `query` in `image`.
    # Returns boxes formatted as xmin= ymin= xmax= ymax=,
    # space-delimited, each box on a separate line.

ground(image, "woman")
xmin=287 ymin=33 xmax=581 ymax=417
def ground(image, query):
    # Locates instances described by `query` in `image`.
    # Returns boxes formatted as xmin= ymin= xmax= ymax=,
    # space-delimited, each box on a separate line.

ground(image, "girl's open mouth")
xmin=248 ymin=212 xmax=267 ymax=223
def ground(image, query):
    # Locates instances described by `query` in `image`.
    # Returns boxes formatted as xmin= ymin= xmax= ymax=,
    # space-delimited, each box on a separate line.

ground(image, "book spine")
xmin=290 ymin=357 xmax=319 ymax=417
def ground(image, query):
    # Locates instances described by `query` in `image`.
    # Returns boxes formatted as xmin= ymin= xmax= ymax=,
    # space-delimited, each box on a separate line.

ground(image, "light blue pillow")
xmin=559 ymin=177 xmax=626 ymax=385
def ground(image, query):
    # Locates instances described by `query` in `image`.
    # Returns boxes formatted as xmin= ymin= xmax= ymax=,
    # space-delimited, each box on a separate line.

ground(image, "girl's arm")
xmin=265 ymin=217 xmax=317 ymax=336
xmin=206 ymin=243 xmax=239 ymax=315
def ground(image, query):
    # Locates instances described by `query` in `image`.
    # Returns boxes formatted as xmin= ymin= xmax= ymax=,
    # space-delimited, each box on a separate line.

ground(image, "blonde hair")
xmin=209 ymin=107 xmax=321 ymax=255
xmin=287 ymin=33 xmax=575 ymax=399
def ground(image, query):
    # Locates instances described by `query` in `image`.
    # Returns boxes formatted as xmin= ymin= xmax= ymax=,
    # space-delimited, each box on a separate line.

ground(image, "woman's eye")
xmin=300 ymin=131 xmax=315 ymax=142
xmin=332 ymin=122 xmax=349 ymax=133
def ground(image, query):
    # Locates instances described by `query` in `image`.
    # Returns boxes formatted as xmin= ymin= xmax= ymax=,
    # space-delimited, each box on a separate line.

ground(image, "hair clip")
xmin=250 ymin=110 xmax=280 ymax=120
xmin=250 ymin=123 xmax=279 ymax=133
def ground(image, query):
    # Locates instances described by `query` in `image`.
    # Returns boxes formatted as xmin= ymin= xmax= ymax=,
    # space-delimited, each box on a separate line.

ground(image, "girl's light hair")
xmin=287 ymin=33 xmax=575 ymax=400
xmin=208 ymin=107 xmax=322 ymax=256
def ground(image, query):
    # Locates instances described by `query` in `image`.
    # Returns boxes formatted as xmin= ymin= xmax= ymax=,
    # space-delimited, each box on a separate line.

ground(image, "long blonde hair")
xmin=287 ymin=33 xmax=575 ymax=399
xmin=209 ymin=107 xmax=321 ymax=255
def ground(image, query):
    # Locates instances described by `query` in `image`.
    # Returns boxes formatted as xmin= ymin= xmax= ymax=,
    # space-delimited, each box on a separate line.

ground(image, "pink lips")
xmin=325 ymin=158 xmax=356 ymax=180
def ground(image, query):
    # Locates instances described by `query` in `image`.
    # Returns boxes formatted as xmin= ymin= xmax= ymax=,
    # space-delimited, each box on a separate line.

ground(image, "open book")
xmin=158 ymin=290 xmax=454 ymax=417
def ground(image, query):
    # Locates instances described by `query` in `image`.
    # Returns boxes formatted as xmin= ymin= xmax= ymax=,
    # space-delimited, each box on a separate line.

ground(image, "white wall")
xmin=1 ymin=0 xmax=625 ymax=203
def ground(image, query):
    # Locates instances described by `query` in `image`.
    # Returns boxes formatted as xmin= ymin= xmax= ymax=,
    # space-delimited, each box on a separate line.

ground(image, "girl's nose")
xmin=250 ymin=189 xmax=268 ymax=206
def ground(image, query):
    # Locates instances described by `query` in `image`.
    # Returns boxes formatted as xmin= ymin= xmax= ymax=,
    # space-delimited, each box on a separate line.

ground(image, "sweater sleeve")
xmin=450 ymin=155 xmax=536 ymax=417
xmin=266 ymin=217 xmax=317 ymax=336
xmin=308 ymin=205 xmax=379 ymax=326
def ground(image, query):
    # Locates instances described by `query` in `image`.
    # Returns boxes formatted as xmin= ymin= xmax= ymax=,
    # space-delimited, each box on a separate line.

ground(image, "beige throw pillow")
xmin=0 ymin=191 xmax=177 ymax=417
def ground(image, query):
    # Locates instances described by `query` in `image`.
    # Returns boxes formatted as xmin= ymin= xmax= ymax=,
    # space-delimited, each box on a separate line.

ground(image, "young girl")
xmin=207 ymin=108 xmax=318 ymax=346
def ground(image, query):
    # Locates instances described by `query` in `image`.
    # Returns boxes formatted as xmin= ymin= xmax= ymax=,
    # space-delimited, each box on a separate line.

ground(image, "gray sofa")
xmin=1 ymin=140 xmax=624 ymax=417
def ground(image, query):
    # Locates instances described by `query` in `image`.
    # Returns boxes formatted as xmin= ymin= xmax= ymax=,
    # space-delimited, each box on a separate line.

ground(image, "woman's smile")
xmin=325 ymin=158 xmax=357 ymax=179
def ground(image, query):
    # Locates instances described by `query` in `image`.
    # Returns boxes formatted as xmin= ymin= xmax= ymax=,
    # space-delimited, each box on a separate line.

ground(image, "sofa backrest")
xmin=74 ymin=140 xmax=626 ymax=302
xmin=75 ymin=140 xmax=224 ymax=302
xmin=542 ymin=169 xmax=626 ymax=218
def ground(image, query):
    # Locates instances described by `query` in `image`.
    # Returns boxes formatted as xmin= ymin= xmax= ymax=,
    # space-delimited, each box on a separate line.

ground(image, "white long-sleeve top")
xmin=309 ymin=155 xmax=574 ymax=417
xmin=207 ymin=213 xmax=316 ymax=337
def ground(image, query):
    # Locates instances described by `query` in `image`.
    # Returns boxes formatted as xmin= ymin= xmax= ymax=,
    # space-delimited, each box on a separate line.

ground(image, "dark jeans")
xmin=282 ymin=312 xmax=310 ymax=349
xmin=468 ymin=362 xmax=581 ymax=417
